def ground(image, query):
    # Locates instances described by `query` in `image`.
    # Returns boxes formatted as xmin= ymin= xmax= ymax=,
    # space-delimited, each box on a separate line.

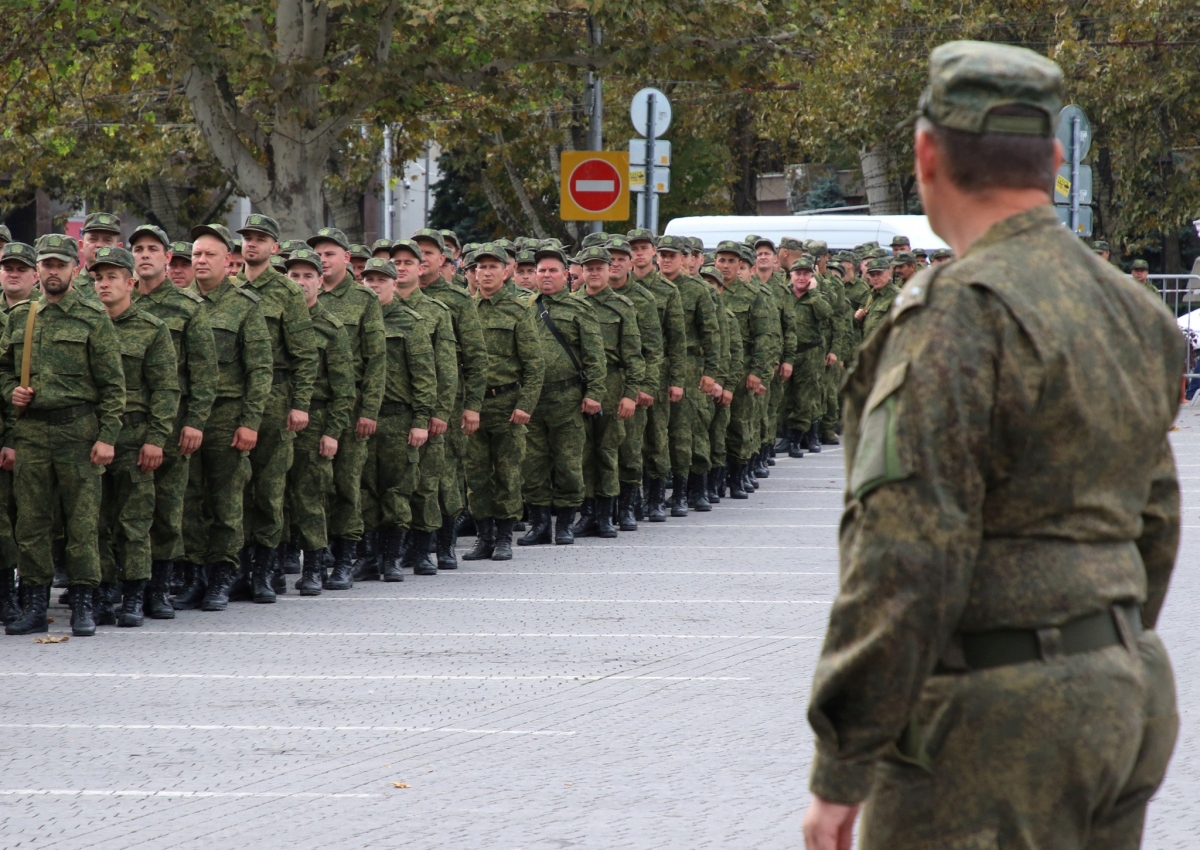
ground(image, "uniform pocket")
xmin=209 ymin=319 xmax=241 ymax=364
xmin=46 ymin=326 xmax=90 ymax=375
xmin=481 ymin=314 xmax=517 ymax=357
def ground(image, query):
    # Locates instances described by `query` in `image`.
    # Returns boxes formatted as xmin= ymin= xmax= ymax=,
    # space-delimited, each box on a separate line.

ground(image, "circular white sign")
xmin=631 ymin=88 xmax=672 ymax=138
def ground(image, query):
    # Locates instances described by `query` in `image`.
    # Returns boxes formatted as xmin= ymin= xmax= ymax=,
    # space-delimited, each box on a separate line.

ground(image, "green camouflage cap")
xmin=577 ymin=245 xmax=612 ymax=265
xmin=1 ymin=241 xmax=37 ymax=268
xmin=737 ymin=243 xmax=755 ymax=263
xmin=868 ymin=248 xmax=889 ymax=260
xmin=442 ymin=245 xmax=455 ymax=260
xmin=411 ymin=228 xmax=446 ymax=251
xmin=605 ymin=235 xmax=633 ymax=256
xmin=371 ymin=238 xmax=394 ymax=255
xmin=129 ymin=224 xmax=171 ymax=249
xmin=360 ymin=257 xmax=398 ymax=280
xmin=698 ymin=265 xmax=721 ymax=282
xmin=913 ymin=248 xmax=928 ymax=259
xmin=743 ymin=233 xmax=763 ymax=246
xmin=439 ymin=229 xmax=460 ymax=249
xmin=1131 ymin=259 xmax=1150 ymax=271
xmin=931 ymin=248 xmax=953 ymax=260
xmin=656 ymin=235 xmax=689 ymax=254
xmin=231 ymin=238 xmax=243 ymax=253
xmin=540 ymin=238 xmax=565 ymax=250
xmin=890 ymin=235 xmax=911 ymax=247
xmin=284 ymin=247 xmax=324 ymax=273
xmin=169 ymin=241 xmax=192 ymax=260
xmin=237 ymin=213 xmax=281 ymax=241
xmin=88 ymin=245 xmax=135 ymax=273
xmin=461 ymin=252 xmax=479 ymax=268
xmin=494 ymin=237 xmax=517 ymax=257
xmin=917 ymin=41 xmax=1063 ymax=136
xmin=779 ymin=237 xmax=805 ymax=251
xmin=891 ymin=251 xmax=917 ymax=265
xmin=81 ymin=211 xmax=122 ymax=234
xmin=752 ymin=236 xmax=777 ymax=252
xmin=307 ymin=227 xmax=350 ymax=251
xmin=580 ymin=232 xmax=609 ymax=250
xmin=462 ymin=242 xmax=481 ymax=254
xmin=808 ymin=240 xmax=829 ymax=257
xmin=473 ymin=242 xmax=508 ymax=264
xmin=389 ymin=238 xmax=422 ymax=260
xmin=687 ymin=237 xmax=705 ymax=253
xmin=515 ymin=249 xmax=537 ymax=266
xmin=36 ymin=233 xmax=79 ymax=264
xmin=626 ymin=228 xmax=658 ymax=246
xmin=278 ymin=239 xmax=306 ymax=258
xmin=862 ymin=241 xmax=881 ymax=251
xmin=715 ymin=240 xmax=745 ymax=257
xmin=270 ymin=256 xmax=287 ymax=272
xmin=190 ymin=223 xmax=234 ymax=251
xmin=789 ymin=256 xmax=815 ymax=272
xmin=866 ymin=257 xmax=892 ymax=273
xmin=0 ymin=224 xmax=11 ymax=242
xmin=349 ymin=244 xmax=372 ymax=260
xmin=513 ymin=237 xmax=540 ymax=252
xmin=834 ymin=251 xmax=857 ymax=264
xmin=534 ymin=247 xmax=570 ymax=267
xmin=1093 ymin=240 xmax=1110 ymax=251
xmin=826 ymin=263 xmax=846 ymax=278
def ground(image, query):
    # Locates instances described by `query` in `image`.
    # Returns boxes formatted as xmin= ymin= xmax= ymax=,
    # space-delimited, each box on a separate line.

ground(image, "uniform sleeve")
xmin=696 ymin=283 xmax=721 ymax=381
xmin=238 ymin=305 xmax=273 ymax=432
xmin=577 ymin=305 xmax=607 ymax=401
xmin=779 ymin=293 xmax=798 ymax=364
xmin=0 ymin=308 xmax=20 ymax=413
xmin=663 ymin=288 xmax=687 ymax=388
xmin=1137 ymin=436 xmax=1180 ymax=629
xmin=746 ymin=291 xmax=778 ymax=380
xmin=726 ymin=308 xmax=744 ymax=381
xmin=407 ymin=325 xmax=438 ymax=424
xmin=359 ymin=295 xmax=387 ymax=421
xmin=432 ymin=312 xmax=459 ymax=422
xmin=182 ymin=305 xmax=217 ymax=432
xmin=143 ymin=323 xmax=181 ymax=448
xmin=636 ymin=296 xmax=662 ymax=395
xmin=618 ymin=304 xmax=645 ymax=402
xmin=88 ymin=314 xmax=127 ymax=446
xmin=807 ymin=289 xmax=995 ymax=805
xmin=282 ymin=288 xmax=319 ymax=412
xmin=325 ymin=326 xmax=356 ymax=439
xmin=514 ymin=303 xmax=545 ymax=414
xmin=456 ymin=296 xmax=488 ymax=413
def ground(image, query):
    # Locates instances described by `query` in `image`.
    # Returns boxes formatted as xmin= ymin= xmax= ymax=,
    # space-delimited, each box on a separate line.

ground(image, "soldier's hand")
xmin=854 ymin=309 xmax=867 ymax=322
xmin=509 ymin=408 xmax=531 ymax=426
xmin=708 ymin=381 xmax=724 ymax=400
xmin=319 ymin=435 xmax=338 ymax=458
xmin=0 ymin=448 xmax=14 ymax=471
xmin=231 ymin=427 xmax=258 ymax=452
xmin=720 ymin=389 xmax=733 ymax=406
xmin=581 ymin=398 xmax=601 ymax=416
xmin=461 ymin=409 xmax=481 ymax=436
xmin=699 ymin=375 xmax=715 ymax=395
xmin=179 ymin=426 xmax=203 ymax=455
xmin=801 ymin=797 xmax=860 ymax=850
xmin=408 ymin=427 xmax=429 ymax=448
xmin=356 ymin=417 xmax=377 ymax=439
xmin=429 ymin=417 xmax=448 ymax=437
xmin=617 ymin=397 xmax=637 ymax=419
xmin=825 ymin=353 xmax=838 ymax=367
xmin=668 ymin=386 xmax=683 ymax=403
xmin=779 ymin=363 xmax=794 ymax=380
xmin=91 ymin=441 xmax=115 ymax=466
xmin=138 ymin=443 xmax=164 ymax=473
xmin=746 ymin=374 xmax=764 ymax=394
xmin=636 ymin=391 xmax=654 ymax=408
xmin=12 ymin=386 xmax=33 ymax=408
xmin=287 ymin=409 xmax=310 ymax=432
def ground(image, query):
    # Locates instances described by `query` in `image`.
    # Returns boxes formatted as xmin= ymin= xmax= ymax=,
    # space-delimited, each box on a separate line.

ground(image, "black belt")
xmin=944 ymin=603 xmax=1141 ymax=673
xmin=378 ymin=401 xmax=412 ymax=416
xmin=120 ymin=411 xmax=149 ymax=427
xmin=22 ymin=403 xmax=95 ymax=425
xmin=484 ymin=381 xmax=519 ymax=399
xmin=542 ymin=377 xmax=582 ymax=392
xmin=308 ymin=399 xmax=329 ymax=411
xmin=272 ymin=368 xmax=289 ymax=385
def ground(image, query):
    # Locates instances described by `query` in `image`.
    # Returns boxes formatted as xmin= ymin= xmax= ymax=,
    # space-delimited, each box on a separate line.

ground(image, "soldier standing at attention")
xmin=804 ymin=42 xmax=1183 ymax=848
xmin=853 ymin=257 xmax=902 ymax=341
xmin=167 ymin=242 xmax=194 ymax=288
xmin=72 ymin=212 xmax=123 ymax=299
xmin=2 ymin=234 xmax=125 ymax=637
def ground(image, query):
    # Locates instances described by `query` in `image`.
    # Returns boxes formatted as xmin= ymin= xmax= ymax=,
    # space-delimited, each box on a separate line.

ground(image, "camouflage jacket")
xmin=474 ymin=283 xmax=545 ymax=414
xmin=307 ymin=301 xmax=356 ymax=440
xmin=318 ymin=272 xmax=386 ymax=422
xmin=635 ymin=269 xmax=687 ymax=389
xmin=720 ymin=277 xmax=778 ymax=381
xmin=402 ymin=287 xmax=459 ymax=424
xmin=788 ymin=287 xmax=833 ymax=360
xmin=425 ymin=276 xmax=487 ymax=412
xmin=236 ymin=265 xmax=318 ymax=412
xmin=133 ymin=278 xmax=217 ymax=433
xmin=380 ymin=298 xmax=438 ymax=423
xmin=110 ymin=303 xmax=179 ymax=449
xmin=611 ymin=277 xmax=661 ymax=396
xmin=860 ymin=281 xmax=901 ymax=341
xmin=670 ymin=273 xmax=721 ymax=381
xmin=191 ymin=278 xmax=272 ymax=432
xmin=531 ymin=286 xmax=607 ymax=401
xmin=576 ymin=284 xmax=645 ymax=400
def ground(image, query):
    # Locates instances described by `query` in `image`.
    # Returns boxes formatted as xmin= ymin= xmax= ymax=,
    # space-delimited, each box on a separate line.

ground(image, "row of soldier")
xmin=0 ymin=212 xmax=945 ymax=637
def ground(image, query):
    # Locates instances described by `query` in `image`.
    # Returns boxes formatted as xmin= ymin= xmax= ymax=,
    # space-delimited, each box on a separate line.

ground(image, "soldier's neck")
xmin=756 ymin=269 xmax=773 ymax=282
xmin=242 ymin=260 xmax=271 ymax=282
xmin=5 ymin=292 xmax=31 ymax=308
xmin=137 ymin=273 xmax=169 ymax=295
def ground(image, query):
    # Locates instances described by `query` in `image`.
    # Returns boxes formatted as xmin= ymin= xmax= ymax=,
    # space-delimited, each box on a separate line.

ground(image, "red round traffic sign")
xmin=568 ymin=158 xmax=622 ymax=213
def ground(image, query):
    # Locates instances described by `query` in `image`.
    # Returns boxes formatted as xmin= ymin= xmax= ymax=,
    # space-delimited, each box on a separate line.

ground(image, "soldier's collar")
xmin=962 ymin=204 xmax=1058 ymax=260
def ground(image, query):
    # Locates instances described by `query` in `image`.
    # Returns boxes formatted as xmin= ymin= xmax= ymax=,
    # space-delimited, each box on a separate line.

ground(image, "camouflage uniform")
xmin=860 ymin=279 xmax=901 ymax=341
xmin=0 ymin=243 xmax=36 ymax=594
xmin=611 ymin=270 xmax=661 ymax=492
xmin=719 ymin=272 xmax=778 ymax=465
xmin=819 ymin=265 xmax=852 ymax=441
xmin=808 ymin=43 xmax=1182 ymax=847
xmin=663 ymin=249 xmax=720 ymax=480
xmin=633 ymin=268 xmax=687 ymax=487
xmin=783 ymin=277 xmax=832 ymax=438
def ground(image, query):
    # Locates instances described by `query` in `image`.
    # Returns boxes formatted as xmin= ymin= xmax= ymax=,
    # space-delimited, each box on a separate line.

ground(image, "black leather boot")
xmin=492 ymin=519 xmax=515 ymax=560
xmin=380 ymin=530 xmax=406 ymax=581
xmin=646 ymin=479 xmax=667 ymax=522
xmin=201 ymin=562 xmax=236 ymax=611
xmin=716 ymin=465 xmax=728 ymax=498
xmin=118 ymin=580 xmax=146 ymax=627
xmin=5 ymin=582 xmax=48 ymax=635
xmin=405 ymin=530 xmax=438 ymax=576
xmin=728 ymin=462 xmax=749 ymax=499
xmin=353 ymin=531 xmax=381 ymax=581
xmin=172 ymin=563 xmax=206 ymax=610
xmin=282 ymin=541 xmax=302 ymax=574
xmin=633 ymin=485 xmax=645 ymax=522
xmin=456 ymin=511 xmax=476 ymax=538
xmin=766 ymin=442 xmax=777 ymax=466
xmin=555 ymin=506 xmax=576 ymax=545
xmin=594 ymin=497 xmax=618 ymax=538
xmin=572 ymin=499 xmax=598 ymax=537
xmin=251 ymin=545 xmax=276 ymax=604
xmin=93 ymin=582 xmax=118 ymax=626
xmin=706 ymin=468 xmax=721 ymax=504
xmin=325 ymin=539 xmax=356 ymax=590
xmin=436 ymin=514 xmax=459 ymax=570
xmin=145 ymin=561 xmax=175 ymax=619
xmin=745 ymin=459 xmax=760 ymax=490
xmin=71 ymin=585 xmax=96 ymax=636
xmin=1 ymin=567 xmax=21 ymax=625
xmin=689 ymin=473 xmax=712 ymax=512
xmin=518 ymin=506 xmax=552 ymax=546
xmin=227 ymin=546 xmax=253 ymax=602
xmin=753 ymin=451 xmax=770 ymax=479
xmin=618 ymin=485 xmax=638 ymax=531
xmin=668 ymin=473 xmax=688 ymax=517
xmin=270 ymin=545 xmax=288 ymax=595
xmin=788 ymin=429 xmax=805 ymax=458
xmin=808 ymin=423 xmax=822 ymax=453
xmin=296 ymin=550 xmax=324 ymax=595
xmin=462 ymin=518 xmax=496 ymax=560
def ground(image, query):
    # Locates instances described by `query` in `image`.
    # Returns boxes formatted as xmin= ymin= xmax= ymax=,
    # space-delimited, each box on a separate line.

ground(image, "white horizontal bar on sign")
xmin=574 ymin=180 xmax=615 ymax=192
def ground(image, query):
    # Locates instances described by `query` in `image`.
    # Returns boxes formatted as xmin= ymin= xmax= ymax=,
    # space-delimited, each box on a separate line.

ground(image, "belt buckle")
xmin=1035 ymin=627 xmax=1064 ymax=662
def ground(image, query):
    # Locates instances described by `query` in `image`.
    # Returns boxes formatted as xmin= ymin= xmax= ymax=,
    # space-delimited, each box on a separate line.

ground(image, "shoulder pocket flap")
xmin=384 ymin=328 xmax=406 ymax=339
xmin=482 ymin=315 xmax=516 ymax=331
xmin=48 ymin=326 xmax=90 ymax=344
xmin=120 ymin=338 xmax=148 ymax=358
xmin=596 ymin=312 xmax=622 ymax=325
xmin=164 ymin=316 xmax=188 ymax=332
xmin=864 ymin=360 xmax=908 ymax=417
xmin=208 ymin=316 xmax=241 ymax=334
xmin=259 ymin=301 xmax=284 ymax=320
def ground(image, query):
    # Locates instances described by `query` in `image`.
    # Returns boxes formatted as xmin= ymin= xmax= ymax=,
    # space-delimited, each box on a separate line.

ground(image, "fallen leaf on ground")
xmin=1170 ymin=426 xmax=1180 ymax=431
xmin=33 ymin=635 xmax=69 ymax=644
xmin=392 ymin=782 xmax=410 ymax=789
xmin=46 ymin=617 xmax=54 ymax=623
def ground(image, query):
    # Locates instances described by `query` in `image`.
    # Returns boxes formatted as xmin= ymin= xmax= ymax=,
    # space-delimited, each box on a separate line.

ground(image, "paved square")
xmin=1 ymin=413 xmax=1198 ymax=847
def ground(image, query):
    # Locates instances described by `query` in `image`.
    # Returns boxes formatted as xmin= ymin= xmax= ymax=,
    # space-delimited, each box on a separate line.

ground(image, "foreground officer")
xmin=2 ymin=235 xmax=125 ymax=636
xmin=804 ymin=41 xmax=1184 ymax=848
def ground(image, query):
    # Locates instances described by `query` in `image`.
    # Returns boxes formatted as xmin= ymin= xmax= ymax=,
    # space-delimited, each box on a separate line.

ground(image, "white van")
xmin=663 ymin=214 xmax=949 ymax=253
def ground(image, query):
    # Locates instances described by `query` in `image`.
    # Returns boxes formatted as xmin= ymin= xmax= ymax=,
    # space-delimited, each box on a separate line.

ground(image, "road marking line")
xmin=0 ymin=723 xmax=575 ymax=736
xmin=0 ymin=672 xmax=752 ymax=682
xmin=0 ymin=789 xmax=382 ymax=799
xmin=96 ymin=631 xmax=823 ymax=640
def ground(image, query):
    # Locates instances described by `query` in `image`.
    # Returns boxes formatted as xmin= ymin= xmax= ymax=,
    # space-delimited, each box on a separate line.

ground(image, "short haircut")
xmin=923 ymin=106 xmax=1056 ymax=193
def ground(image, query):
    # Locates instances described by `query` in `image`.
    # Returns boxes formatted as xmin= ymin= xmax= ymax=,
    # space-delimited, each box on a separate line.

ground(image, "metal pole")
xmin=587 ymin=17 xmax=603 ymax=235
xmin=423 ymin=141 xmax=431 ymax=229
xmin=1070 ymin=115 xmax=1081 ymax=234
xmin=381 ymin=125 xmax=393 ymax=240
xmin=646 ymin=94 xmax=656 ymax=233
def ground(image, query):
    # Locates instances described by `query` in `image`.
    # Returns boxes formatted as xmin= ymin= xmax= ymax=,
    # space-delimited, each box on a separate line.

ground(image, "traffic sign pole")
xmin=646 ymin=94 xmax=656 ymax=232
xmin=1071 ymin=115 xmax=1080 ymax=233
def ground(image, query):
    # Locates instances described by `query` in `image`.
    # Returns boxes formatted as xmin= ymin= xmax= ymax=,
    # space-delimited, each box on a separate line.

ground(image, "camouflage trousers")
xmin=725 ymin=384 xmax=758 ymax=463
xmin=0 ymin=469 xmax=19 ymax=576
xmin=464 ymin=393 xmax=527 ymax=521
xmin=149 ymin=415 xmax=189 ymax=562
xmin=820 ymin=362 xmax=843 ymax=437
xmin=286 ymin=408 xmax=335 ymax=551
xmin=361 ymin=407 xmax=419 ymax=533
xmin=709 ymin=399 xmax=732 ymax=468
xmin=328 ymin=401 xmax=369 ymax=541
xmin=243 ymin=387 xmax=295 ymax=549
xmin=182 ymin=398 xmax=253 ymax=568
xmin=582 ymin=371 xmax=626 ymax=499
xmin=669 ymin=357 xmax=704 ymax=476
xmin=409 ymin=434 xmax=445 ymax=533
xmin=618 ymin=405 xmax=648 ymax=486
xmin=439 ymin=399 xmax=467 ymax=517
xmin=521 ymin=384 xmax=586 ymax=508
xmin=643 ymin=379 xmax=674 ymax=481
xmin=767 ymin=372 xmax=786 ymax=442
xmin=99 ymin=430 xmax=155 ymax=583
xmin=785 ymin=350 xmax=825 ymax=431
xmin=11 ymin=413 xmax=103 ymax=588
xmin=860 ymin=630 xmax=1176 ymax=849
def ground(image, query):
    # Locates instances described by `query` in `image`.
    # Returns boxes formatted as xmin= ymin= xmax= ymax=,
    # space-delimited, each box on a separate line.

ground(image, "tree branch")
xmin=478 ymin=170 xmax=522 ymax=234
xmin=182 ymin=65 xmax=270 ymax=200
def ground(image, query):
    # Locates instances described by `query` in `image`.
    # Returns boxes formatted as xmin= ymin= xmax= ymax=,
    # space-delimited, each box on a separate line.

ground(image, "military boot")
xmin=456 ymin=511 xmax=477 ymax=538
xmin=380 ymin=530 xmax=406 ymax=581
xmin=668 ymin=473 xmax=688 ymax=518
xmin=462 ymin=518 xmax=496 ymax=560
xmin=517 ymin=506 xmax=552 ymax=546
xmin=353 ymin=531 xmax=381 ymax=581
xmin=1 ymin=567 xmax=21 ymax=625
xmin=555 ymin=506 xmax=576 ymax=545
xmin=753 ymin=451 xmax=770 ymax=479
xmin=118 ymin=580 xmax=146 ymax=628
xmin=5 ymin=583 xmax=48 ymax=635
xmin=145 ymin=561 xmax=175 ymax=620
xmin=226 ymin=547 xmax=252 ymax=602
xmin=405 ymin=530 xmax=438 ymax=576
xmin=492 ymin=520 xmax=515 ymax=561
xmin=715 ymin=465 xmax=728 ymax=498
xmin=820 ymin=430 xmax=840 ymax=446
xmin=633 ymin=485 xmax=645 ymax=522
xmin=618 ymin=485 xmax=639 ymax=531
xmin=296 ymin=550 xmax=324 ymax=595
xmin=594 ymin=497 xmax=618 ymax=538
xmin=788 ymin=429 xmax=806 ymax=459
xmin=728 ymin=462 xmax=749 ymax=499
xmin=70 ymin=586 xmax=96 ymax=636
xmin=271 ymin=545 xmax=288 ymax=595
xmin=572 ymin=499 xmax=598 ymax=537
xmin=745 ymin=458 xmax=760 ymax=490
xmin=200 ymin=562 xmax=235 ymax=611
xmin=93 ymin=583 xmax=118 ymax=626
xmin=282 ymin=542 xmax=302 ymax=575
xmin=436 ymin=514 xmax=459 ymax=570
xmin=646 ymin=479 xmax=667 ymax=522
xmin=324 ymin=539 xmax=356 ymax=590
xmin=689 ymin=473 xmax=712 ymax=512
xmin=766 ymin=442 xmax=777 ymax=466
xmin=250 ymin=545 xmax=276 ymax=604
xmin=706 ymin=468 xmax=721 ymax=504
xmin=172 ymin=563 xmax=206 ymax=610
xmin=807 ymin=423 xmax=822 ymax=454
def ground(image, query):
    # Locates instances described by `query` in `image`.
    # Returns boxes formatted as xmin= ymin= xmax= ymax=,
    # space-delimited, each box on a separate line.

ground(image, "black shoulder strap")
xmin=535 ymin=295 xmax=588 ymax=389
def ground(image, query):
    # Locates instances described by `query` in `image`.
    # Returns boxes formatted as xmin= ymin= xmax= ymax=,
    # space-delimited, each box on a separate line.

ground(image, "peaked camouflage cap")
xmin=81 ymin=211 xmax=122 ymax=234
xmin=284 ymin=247 xmax=324 ymax=273
xmin=751 ymin=235 xmax=777 ymax=251
xmin=534 ymin=247 xmax=570 ymax=267
xmin=1 ymin=241 xmax=37 ymax=268
xmin=88 ymin=245 xmax=135 ymax=273
xmin=698 ymin=264 xmax=721 ymax=281
xmin=715 ymin=240 xmax=745 ymax=257
xmin=931 ymin=248 xmax=953 ymax=260
xmin=360 ymin=257 xmax=398 ymax=280
xmin=439 ymin=229 xmax=460 ymax=248
xmin=472 ymin=242 xmax=508 ymax=264
xmin=779 ymin=236 xmax=805 ymax=251
xmin=515 ymin=249 xmax=537 ymax=265
xmin=789 ymin=256 xmax=815 ymax=272
xmin=890 ymin=235 xmax=911 ymax=247
xmin=866 ymin=257 xmax=892 ymax=272
xmin=579 ymin=232 xmax=609 ymax=250
xmin=626 ymin=228 xmax=658 ymax=246
xmin=0 ymin=224 xmax=11 ymax=242
xmin=577 ymin=245 xmax=612 ymax=265
xmin=605 ymin=235 xmax=633 ymax=256
xmin=540 ymin=238 xmax=565 ymax=250
xmin=656 ymin=235 xmax=689 ymax=254
xmin=169 ymin=241 xmax=193 ymax=260
xmin=129 ymin=224 xmax=171 ymax=249
xmin=237 ymin=213 xmax=281 ymax=241
xmin=190 ymin=223 xmax=235 ymax=251
xmin=349 ymin=244 xmax=373 ymax=260
xmin=687 ymin=236 xmax=705 ymax=253
xmin=1131 ymin=259 xmax=1150 ymax=271
xmin=278 ymin=239 xmax=307 ymax=257
xmin=270 ymin=256 xmax=287 ymax=271
xmin=371 ymin=238 xmax=394 ymax=255
xmin=307 ymin=227 xmax=350 ymax=251
xmin=36 ymin=233 xmax=79 ymax=263
xmin=494 ymin=238 xmax=518 ymax=257
xmin=411 ymin=228 xmax=445 ymax=251
xmin=891 ymin=251 xmax=917 ymax=266
xmin=389 ymin=238 xmax=423 ymax=261
xmin=513 ymin=236 xmax=540 ymax=251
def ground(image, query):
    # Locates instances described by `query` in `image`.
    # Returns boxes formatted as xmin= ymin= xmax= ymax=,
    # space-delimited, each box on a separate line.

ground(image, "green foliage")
xmin=805 ymin=176 xmax=846 ymax=212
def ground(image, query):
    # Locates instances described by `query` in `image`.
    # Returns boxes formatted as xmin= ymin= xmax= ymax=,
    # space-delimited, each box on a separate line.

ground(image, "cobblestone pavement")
xmin=2 ymin=410 xmax=1199 ymax=848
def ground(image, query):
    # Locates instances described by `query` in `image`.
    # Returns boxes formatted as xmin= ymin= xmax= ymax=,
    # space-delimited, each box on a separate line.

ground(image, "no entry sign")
xmin=560 ymin=151 xmax=630 ymax=221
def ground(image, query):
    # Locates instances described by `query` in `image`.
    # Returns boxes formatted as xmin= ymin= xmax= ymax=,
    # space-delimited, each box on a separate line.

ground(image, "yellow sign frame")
xmin=560 ymin=151 xmax=630 ymax=221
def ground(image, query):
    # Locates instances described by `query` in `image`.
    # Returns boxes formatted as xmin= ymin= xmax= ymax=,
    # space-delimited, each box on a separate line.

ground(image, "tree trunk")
xmin=1164 ymin=225 xmax=1183 ymax=273
xmin=729 ymin=103 xmax=758 ymax=215
xmin=860 ymin=145 xmax=903 ymax=215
